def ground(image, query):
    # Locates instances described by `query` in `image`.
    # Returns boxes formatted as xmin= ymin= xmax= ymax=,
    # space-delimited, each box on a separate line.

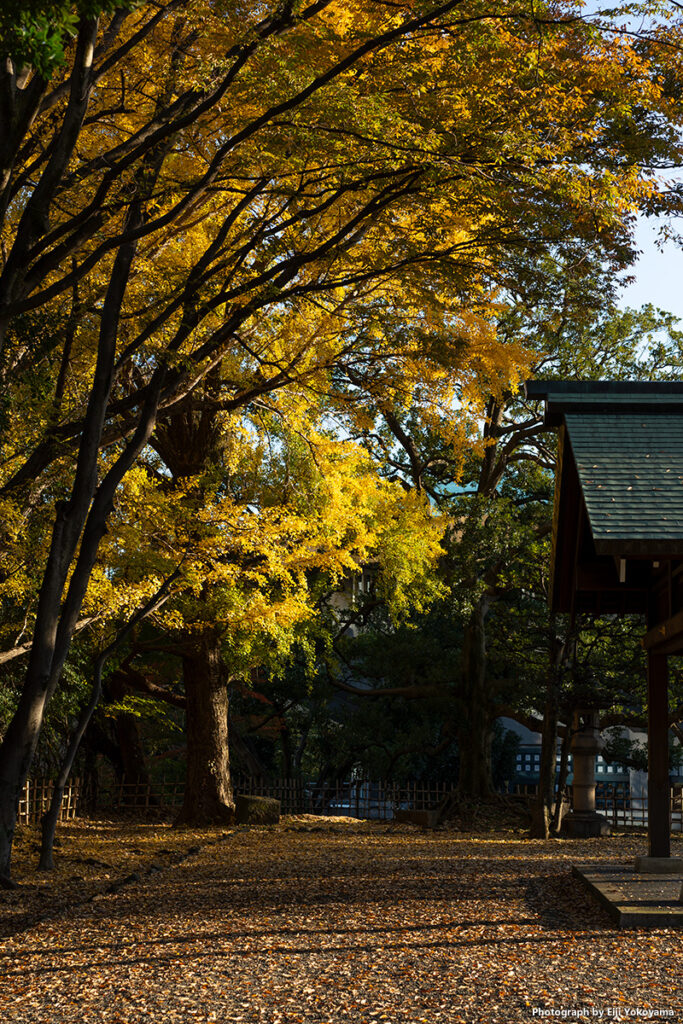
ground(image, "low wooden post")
xmin=648 ymin=650 xmax=670 ymax=859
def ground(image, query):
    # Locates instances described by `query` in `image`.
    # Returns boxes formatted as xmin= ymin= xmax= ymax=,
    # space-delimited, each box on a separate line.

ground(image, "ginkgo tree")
xmin=83 ymin=396 xmax=445 ymax=825
xmin=1 ymin=0 xmax=683 ymax=878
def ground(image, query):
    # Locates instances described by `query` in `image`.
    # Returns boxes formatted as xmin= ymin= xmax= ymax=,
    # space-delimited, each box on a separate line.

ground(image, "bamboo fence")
xmin=18 ymin=775 xmax=683 ymax=830
xmin=18 ymin=777 xmax=81 ymax=826
xmin=93 ymin=776 xmax=456 ymax=818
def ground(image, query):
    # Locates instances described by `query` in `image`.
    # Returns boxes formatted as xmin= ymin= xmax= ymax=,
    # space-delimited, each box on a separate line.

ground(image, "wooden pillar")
xmin=647 ymin=651 xmax=670 ymax=859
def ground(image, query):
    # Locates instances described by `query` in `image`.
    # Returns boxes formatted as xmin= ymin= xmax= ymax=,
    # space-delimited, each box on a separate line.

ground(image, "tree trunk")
xmin=109 ymin=671 xmax=152 ymax=797
xmin=531 ymin=689 xmax=558 ymax=839
xmin=280 ymin=719 xmax=293 ymax=777
xmin=227 ymin=713 xmax=268 ymax=778
xmin=457 ymin=596 xmax=494 ymax=800
xmin=531 ymin=626 xmax=567 ymax=838
xmin=294 ymin=719 xmax=311 ymax=774
xmin=0 ymin=710 xmax=42 ymax=880
xmin=39 ymin=669 xmax=105 ymax=871
xmin=0 ymin=205 xmax=157 ymax=880
xmin=551 ymin=725 xmax=571 ymax=834
xmin=176 ymin=633 xmax=234 ymax=825
xmin=38 ymin=574 xmax=179 ymax=868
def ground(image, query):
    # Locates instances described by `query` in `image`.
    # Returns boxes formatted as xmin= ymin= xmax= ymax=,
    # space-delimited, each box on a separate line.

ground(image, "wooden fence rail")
xmin=18 ymin=776 xmax=683 ymax=830
xmin=596 ymin=788 xmax=683 ymax=832
xmin=18 ymin=778 xmax=81 ymax=826
xmin=93 ymin=777 xmax=458 ymax=818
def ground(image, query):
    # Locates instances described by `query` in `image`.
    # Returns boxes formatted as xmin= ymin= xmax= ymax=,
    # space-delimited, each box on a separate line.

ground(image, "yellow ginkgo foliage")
xmin=90 ymin=403 xmax=444 ymax=823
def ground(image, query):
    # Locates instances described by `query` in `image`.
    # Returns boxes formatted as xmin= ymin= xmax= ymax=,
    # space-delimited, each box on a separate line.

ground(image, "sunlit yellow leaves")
xmin=319 ymin=0 xmax=368 ymax=38
xmin=89 ymin=401 xmax=447 ymax=677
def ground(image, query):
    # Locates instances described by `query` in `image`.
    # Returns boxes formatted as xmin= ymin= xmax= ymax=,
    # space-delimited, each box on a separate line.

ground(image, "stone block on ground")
xmin=561 ymin=810 xmax=610 ymax=838
xmin=574 ymin=865 xmax=683 ymax=927
xmin=235 ymin=795 xmax=281 ymax=825
xmin=393 ymin=808 xmax=439 ymax=829
xmin=634 ymin=855 xmax=683 ymax=874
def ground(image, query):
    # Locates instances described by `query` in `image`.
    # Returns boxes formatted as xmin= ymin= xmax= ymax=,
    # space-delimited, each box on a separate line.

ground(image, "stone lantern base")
xmin=562 ymin=810 xmax=611 ymax=838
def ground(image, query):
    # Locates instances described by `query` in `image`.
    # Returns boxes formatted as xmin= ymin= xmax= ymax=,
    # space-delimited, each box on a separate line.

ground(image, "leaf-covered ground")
xmin=1 ymin=815 xmax=681 ymax=1022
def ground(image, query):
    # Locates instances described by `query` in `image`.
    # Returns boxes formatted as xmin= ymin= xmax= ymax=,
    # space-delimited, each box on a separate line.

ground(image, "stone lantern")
xmin=563 ymin=710 xmax=610 ymax=838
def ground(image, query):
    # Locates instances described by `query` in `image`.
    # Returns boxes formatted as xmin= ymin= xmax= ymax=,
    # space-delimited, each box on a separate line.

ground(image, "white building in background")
xmin=499 ymin=716 xmax=640 ymax=789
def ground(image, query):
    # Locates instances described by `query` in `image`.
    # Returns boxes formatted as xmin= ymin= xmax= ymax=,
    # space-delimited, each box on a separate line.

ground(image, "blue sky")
xmin=620 ymin=216 xmax=683 ymax=322
xmin=578 ymin=1 xmax=683 ymax=323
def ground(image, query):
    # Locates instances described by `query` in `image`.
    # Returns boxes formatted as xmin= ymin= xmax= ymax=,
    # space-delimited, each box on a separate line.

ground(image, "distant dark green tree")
xmin=0 ymin=2 xmax=122 ymax=76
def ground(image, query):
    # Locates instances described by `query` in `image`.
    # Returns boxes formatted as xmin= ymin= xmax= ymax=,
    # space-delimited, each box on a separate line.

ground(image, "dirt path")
xmin=0 ymin=821 xmax=681 ymax=1023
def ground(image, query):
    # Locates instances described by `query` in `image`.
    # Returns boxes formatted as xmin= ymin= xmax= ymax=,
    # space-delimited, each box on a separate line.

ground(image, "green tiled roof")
xmin=527 ymin=380 xmax=683 ymax=401
xmin=547 ymin=392 xmax=683 ymax=408
xmin=566 ymin=414 xmax=683 ymax=546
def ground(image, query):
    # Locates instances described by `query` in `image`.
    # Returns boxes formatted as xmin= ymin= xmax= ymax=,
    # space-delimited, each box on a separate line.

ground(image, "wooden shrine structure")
xmin=526 ymin=380 xmax=683 ymax=864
